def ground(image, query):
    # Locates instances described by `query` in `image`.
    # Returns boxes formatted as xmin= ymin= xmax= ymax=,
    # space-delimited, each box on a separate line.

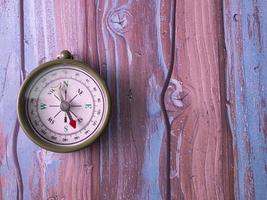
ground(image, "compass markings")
xmin=51 ymin=136 xmax=57 ymax=140
xmin=64 ymin=125 xmax=68 ymax=133
xmin=69 ymin=110 xmax=78 ymax=118
xmin=85 ymin=103 xmax=92 ymax=109
xmin=69 ymin=94 xmax=78 ymax=103
xmin=63 ymin=80 xmax=69 ymax=87
xmin=49 ymin=105 xmax=60 ymax=107
xmin=48 ymin=88 xmax=56 ymax=95
xmin=40 ymin=103 xmax=47 ymax=110
xmin=78 ymin=88 xmax=83 ymax=95
xmin=27 ymin=67 xmax=105 ymax=145
xmin=71 ymin=105 xmax=82 ymax=107
xmin=48 ymin=117 xmax=55 ymax=124
xmin=53 ymin=110 xmax=61 ymax=118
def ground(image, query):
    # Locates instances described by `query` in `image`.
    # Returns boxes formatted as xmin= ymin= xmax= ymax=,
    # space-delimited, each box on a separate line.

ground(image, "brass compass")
xmin=17 ymin=50 xmax=111 ymax=152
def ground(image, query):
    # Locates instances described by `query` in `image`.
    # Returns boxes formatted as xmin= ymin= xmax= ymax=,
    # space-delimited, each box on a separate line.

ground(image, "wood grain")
xmin=0 ymin=0 xmax=23 ymax=199
xmin=21 ymin=1 xmax=100 ymax=199
xmin=164 ymin=0 xmax=234 ymax=199
xmin=17 ymin=0 xmax=172 ymax=199
xmin=224 ymin=0 xmax=267 ymax=199
xmin=95 ymin=1 xmax=172 ymax=199
xmin=1 ymin=0 xmax=266 ymax=199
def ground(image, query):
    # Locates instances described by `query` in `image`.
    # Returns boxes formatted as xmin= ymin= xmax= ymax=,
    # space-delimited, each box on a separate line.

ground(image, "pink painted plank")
xmin=95 ymin=0 xmax=172 ymax=199
xmin=165 ymin=0 xmax=234 ymax=199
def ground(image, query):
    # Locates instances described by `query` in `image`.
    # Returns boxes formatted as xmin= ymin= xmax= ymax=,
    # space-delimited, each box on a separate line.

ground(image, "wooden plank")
xmin=165 ymin=0 xmax=235 ymax=199
xmin=224 ymin=0 xmax=267 ymax=199
xmin=5 ymin=0 xmax=262 ymax=199
xmin=0 ymin=1 xmax=23 ymax=199
xmin=17 ymin=1 xmax=59 ymax=199
xmin=20 ymin=1 xmax=100 ymax=199
xmin=18 ymin=0 xmax=173 ymax=199
xmin=96 ymin=0 xmax=174 ymax=199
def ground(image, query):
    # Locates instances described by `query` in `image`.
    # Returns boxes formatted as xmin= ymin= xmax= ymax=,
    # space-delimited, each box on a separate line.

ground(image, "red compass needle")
xmin=69 ymin=119 xmax=76 ymax=128
xmin=66 ymin=110 xmax=76 ymax=129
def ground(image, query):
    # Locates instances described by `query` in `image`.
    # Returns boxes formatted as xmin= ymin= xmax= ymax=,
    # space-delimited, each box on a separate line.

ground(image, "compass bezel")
xmin=17 ymin=58 xmax=111 ymax=153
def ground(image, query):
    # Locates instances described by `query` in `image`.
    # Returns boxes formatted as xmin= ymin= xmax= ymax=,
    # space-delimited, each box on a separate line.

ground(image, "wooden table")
xmin=0 ymin=0 xmax=266 ymax=199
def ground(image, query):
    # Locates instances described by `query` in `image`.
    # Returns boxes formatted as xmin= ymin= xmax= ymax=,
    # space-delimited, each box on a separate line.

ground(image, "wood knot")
xmin=168 ymin=79 xmax=185 ymax=108
xmin=107 ymin=8 xmax=132 ymax=35
xmin=164 ymin=79 xmax=190 ymax=122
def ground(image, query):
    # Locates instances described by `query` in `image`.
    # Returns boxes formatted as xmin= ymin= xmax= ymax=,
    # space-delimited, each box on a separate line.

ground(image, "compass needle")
xmin=66 ymin=111 xmax=76 ymax=129
xmin=58 ymin=83 xmax=65 ymax=101
xmin=69 ymin=120 xmax=76 ymax=129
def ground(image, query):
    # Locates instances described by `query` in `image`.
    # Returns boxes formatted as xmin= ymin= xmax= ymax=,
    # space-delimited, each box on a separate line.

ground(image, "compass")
xmin=17 ymin=50 xmax=111 ymax=152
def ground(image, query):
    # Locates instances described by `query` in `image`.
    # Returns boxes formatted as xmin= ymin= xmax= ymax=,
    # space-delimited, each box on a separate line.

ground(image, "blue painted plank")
xmin=224 ymin=0 xmax=267 ymax=199
xmin=0 ymin=0 xmax=23 ymax=199
xmin=17 ymin=1 xmax=60 ymax=199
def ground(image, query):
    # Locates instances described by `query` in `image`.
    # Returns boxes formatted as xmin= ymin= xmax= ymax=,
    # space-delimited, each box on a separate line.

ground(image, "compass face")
xmin=24 ymin=65 xmax=109 ymax=146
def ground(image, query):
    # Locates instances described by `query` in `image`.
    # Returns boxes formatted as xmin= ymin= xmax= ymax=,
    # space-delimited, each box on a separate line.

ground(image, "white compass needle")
xmin=58 ymin=83 xmax=65 ymax=101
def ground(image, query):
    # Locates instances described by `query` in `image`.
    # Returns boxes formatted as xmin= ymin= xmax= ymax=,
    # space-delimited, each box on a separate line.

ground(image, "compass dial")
xmin=24 ymin=65 xmax=107 ymax=146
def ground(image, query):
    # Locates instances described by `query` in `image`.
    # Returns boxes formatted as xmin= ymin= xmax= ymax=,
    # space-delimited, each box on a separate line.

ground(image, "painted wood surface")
xmin=0 ymin=1 xmax=24 ymax=199
xmin=224 ymin=0 xmax=267 ymax=199
xmin=166 ymin=0 xmax=234 ymax=199
xmin=0 ymin=0 xmax=266 ymax=200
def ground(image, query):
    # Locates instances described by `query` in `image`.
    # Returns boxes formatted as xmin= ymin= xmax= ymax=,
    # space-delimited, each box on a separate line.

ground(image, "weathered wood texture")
xmin=0 ymin=0 xmax=265 ymax=200
xmin=165 ymin=0 xmax=234 ymax=199
xmin=2 ymin=0 xmax=172 ymax=199
xmin=224 ymin=0 xmax=267 ymax=199
xmin=0 ymin=1 xmax=23 ymax=199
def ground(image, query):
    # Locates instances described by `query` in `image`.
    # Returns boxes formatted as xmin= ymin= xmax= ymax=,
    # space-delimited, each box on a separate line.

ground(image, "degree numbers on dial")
xmin=25 ymin=66 xmax=105 ymax=145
